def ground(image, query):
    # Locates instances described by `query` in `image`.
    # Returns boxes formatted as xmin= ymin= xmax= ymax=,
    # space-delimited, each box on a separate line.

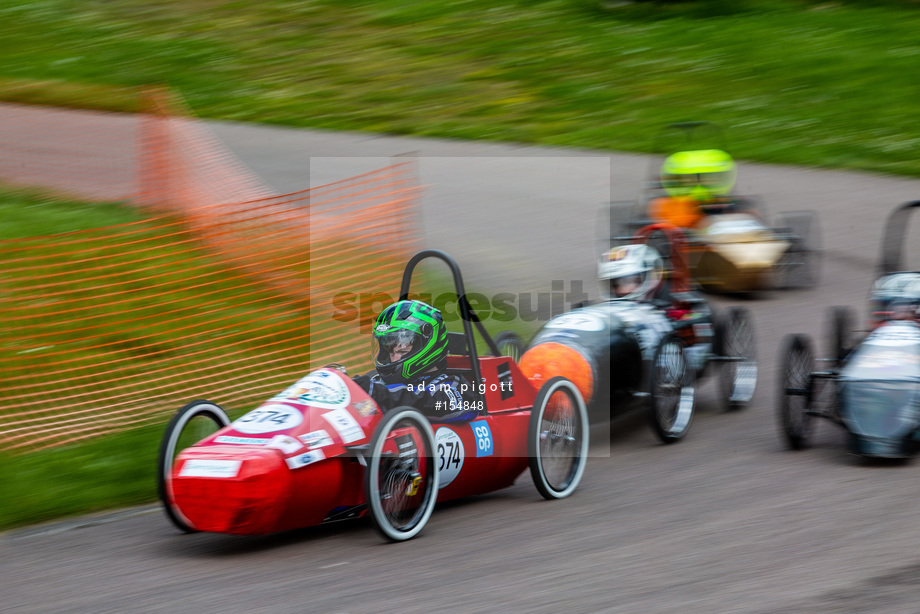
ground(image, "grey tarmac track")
xmin=6 ymin=122 xmax=920 ymax=614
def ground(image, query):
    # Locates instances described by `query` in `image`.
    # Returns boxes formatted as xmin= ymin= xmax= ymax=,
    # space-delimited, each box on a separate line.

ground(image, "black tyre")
xmin=494 ymin=331 xmax=525 ymax=363
xmin=713 ymin=306 xmax=758 ymax=411
xmin=775 ymin=211 xmax=821 ymax=290
xmin=826 ymin=305 xmax=855 ymax=367
xmin=777 ymin=334 xmax=814 ymax=450
xmin=528 ymin=377 xmax=590 ymax=500
xmin=157 ymin=400 xmax=231 ymax=533
xmin=648 ymin=335 xmax=697 ymax=444
xmin=364 ymin=407 xmax=438 ymax=542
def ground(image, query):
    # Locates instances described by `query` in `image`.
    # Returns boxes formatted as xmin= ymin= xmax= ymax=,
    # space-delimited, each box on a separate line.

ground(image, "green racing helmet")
xmin=372 ymin=300 xmax=449 ymax=385
xmin=660 ymin=149 xmax=737 ymax=201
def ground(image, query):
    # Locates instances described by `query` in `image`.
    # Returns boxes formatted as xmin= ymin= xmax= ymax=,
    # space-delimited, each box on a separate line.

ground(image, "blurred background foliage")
xmin=2 ymin=0 xmax=920 ymax=174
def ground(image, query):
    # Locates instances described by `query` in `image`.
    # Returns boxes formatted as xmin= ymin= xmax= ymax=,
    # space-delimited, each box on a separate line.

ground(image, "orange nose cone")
xmin=520 ymin=342 xmax=595 ymax=403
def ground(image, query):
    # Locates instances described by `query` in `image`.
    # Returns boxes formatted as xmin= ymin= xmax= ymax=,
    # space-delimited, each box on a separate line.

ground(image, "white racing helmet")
xmin=598 ymin=244 xmax=664 ymax=301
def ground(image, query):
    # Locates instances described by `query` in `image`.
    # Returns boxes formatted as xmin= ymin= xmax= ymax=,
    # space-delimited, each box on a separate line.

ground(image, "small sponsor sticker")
xmin=323 ymin=408 xmax=365 ymax=444
xmin=300 ymin=429 xmax=334 ymax=448
xmin=353 ymin=399 xmax=378 ymax=417
xmin=285 ymin=449 xmax=326 ymax=470
xmin=396 ymin=433 xmax=418 ymax=459
xmin=267 ymin=435 xmax=304 ymax=454
xmin=178 ymin=459 xmax=242 ymax=478
xmin=471 ymin=420 xmax=493 ymax=457
xmin=214 ymin=435 xmax=271 ymax=445
xmin=606 ymin=246 xmax=629 ymax=262
xmin=272 ymin=370 xmax=351 ymax=409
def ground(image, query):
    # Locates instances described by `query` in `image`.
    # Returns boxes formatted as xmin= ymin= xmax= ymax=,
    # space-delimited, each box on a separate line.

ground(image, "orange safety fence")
xmin=139 ymin=88 xmax=279 ymax=210
xmin=0 ymin=85 xmax=421 ymax=452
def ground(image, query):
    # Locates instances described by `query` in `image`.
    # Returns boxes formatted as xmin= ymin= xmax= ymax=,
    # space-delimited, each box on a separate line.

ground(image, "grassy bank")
xmin=0 ymin=422 xmax=166 ymax=530
xmin=4 ymin=0 xmax=920 ymax=175
xmin=0 ymin=191 xmax=156 ymax=530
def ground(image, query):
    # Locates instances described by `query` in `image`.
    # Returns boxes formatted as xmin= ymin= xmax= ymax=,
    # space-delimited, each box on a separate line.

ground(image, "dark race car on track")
xmin=603 ymin=122 xmax=820 ymax=294
xmin=495 ymin=223 xmax=759 ymax=444
xmin=778 ymin=201 xmax=920 ymax=458
xmin=158 ymin=250 xmax=589 ymax=542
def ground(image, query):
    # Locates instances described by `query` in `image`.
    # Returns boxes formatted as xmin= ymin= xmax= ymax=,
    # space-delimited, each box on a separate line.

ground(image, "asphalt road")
xmin=5 ymin=122 xmax=920 ymax=614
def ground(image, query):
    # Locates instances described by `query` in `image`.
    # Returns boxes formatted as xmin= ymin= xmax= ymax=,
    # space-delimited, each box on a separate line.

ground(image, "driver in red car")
xmin=352 ymin=299 xmax=479 ymax=422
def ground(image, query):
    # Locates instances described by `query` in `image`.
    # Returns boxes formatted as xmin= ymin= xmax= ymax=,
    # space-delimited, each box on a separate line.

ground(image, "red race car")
xmin=157 ymin=250 xmax=589 ymax=541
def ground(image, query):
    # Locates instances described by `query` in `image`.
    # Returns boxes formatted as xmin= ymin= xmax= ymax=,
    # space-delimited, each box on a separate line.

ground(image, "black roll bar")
xmin=398 ymin=249 xmax=502 ymax=413
xmin=878 ymin=201 xmax=920 ymax=277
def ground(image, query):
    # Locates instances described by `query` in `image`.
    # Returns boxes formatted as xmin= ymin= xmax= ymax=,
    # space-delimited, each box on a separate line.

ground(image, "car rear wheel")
xmin=714 ymin=306 xmax=758 ymax=411
xmin=494 ymin=330 xmax=525 ymax=362
xmin=364 ymin=407 xmax=438 ymax=542
xmin=157 ymin=400 xmax=231 ymax=533
xmin=648 ymin=335 xmax=696 ymax=444
xmin=528 ymin=377 xmax=589 ymax=500
xmin=775 ymin=211 xmax=821 ymax=290
xmin=778 ymin=334 xmax=814 ymax=450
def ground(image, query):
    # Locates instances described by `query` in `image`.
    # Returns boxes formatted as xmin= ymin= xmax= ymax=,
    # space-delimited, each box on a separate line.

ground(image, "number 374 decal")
xmin=435 ymin=427 xmax=465 ymax=488
xmin=232 ymin=404 xmax=303 ymax=434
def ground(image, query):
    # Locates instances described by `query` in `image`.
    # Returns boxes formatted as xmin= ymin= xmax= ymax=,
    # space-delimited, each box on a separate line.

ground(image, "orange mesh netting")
xmin=0 ymin=87 xmax=420 ymax=452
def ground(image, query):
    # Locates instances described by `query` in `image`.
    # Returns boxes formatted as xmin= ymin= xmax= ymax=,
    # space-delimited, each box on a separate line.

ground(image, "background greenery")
xmin=3 ymin=0 xmax=920 ymax=175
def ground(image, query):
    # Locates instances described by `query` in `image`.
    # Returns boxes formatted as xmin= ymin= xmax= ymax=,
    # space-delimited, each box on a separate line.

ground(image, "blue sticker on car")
xmin=471 ymin=420 xmax=493 ymax=457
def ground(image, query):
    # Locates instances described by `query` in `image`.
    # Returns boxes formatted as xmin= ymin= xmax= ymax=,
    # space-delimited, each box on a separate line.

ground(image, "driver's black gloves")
xmin=352 ymin=374 xmax=372 ymax=391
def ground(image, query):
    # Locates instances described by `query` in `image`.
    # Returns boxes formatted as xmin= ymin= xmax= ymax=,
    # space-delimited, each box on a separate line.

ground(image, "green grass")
xmin=0 ymin=191 xmax=148 ymax=531
xmin=0 ymin=187 xmax=144 ymax=237
xmin=0 ymin=422 xmax=165 ymax=530
xmin=4 ymin=0 xmax=920 ymax=175
xmin=0 ymin=191 xmax=165 ymax=531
